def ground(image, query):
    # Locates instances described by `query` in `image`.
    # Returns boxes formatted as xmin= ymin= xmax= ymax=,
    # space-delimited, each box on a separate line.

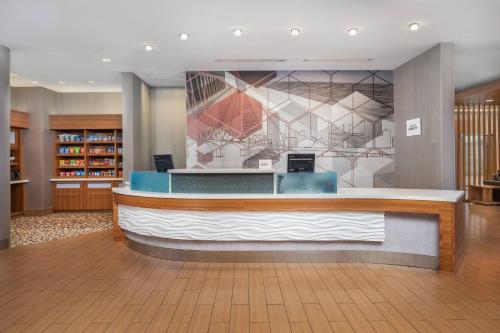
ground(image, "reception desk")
xmin=113 ymin=170 xmax=465 ymax=272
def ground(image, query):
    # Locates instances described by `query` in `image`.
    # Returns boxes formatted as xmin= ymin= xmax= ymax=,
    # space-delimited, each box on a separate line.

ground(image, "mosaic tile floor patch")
xmin=10 ymin=212 xmax=112 ymax=247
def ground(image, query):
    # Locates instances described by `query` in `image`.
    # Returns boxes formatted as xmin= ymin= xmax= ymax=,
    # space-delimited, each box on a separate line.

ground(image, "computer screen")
xmin=154 ymin=154 xmax=174 ymax=173
xmin=287 ymin=153 xmax=315 ymax=173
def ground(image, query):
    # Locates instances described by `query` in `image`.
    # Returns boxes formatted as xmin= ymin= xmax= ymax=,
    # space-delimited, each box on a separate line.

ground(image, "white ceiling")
xmin=1 ymin=0 xmax=499 ymax=92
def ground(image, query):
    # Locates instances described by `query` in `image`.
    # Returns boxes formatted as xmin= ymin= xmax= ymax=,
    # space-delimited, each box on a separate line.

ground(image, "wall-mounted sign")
xmin=10 ymin=130 xmax=15 ymax=145
xmin=406 ymin=118 xmax=421 ymax=137
xmin=258 ymin=159 xmax=273 ymax=170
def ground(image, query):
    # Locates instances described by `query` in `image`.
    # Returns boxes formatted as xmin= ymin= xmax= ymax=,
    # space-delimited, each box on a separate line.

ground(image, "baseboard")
xmin=0 ymin=238 xmax=9 ymax=250
xmin=24 ymin=208 xmax=53 ymax=217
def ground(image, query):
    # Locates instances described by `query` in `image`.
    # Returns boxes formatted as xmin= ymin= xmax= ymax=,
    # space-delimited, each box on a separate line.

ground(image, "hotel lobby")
xmin=1 ymin=0 xmax=500 ymax=332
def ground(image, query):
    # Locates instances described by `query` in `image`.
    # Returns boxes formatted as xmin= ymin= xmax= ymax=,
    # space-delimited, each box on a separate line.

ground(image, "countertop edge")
xmin=51 ymin=178 xmax=124 ymax=182
xmin=10 ymin=179 xmax=29 ymax=185
xmin=113 ymin=187 xmax=465 ymax=203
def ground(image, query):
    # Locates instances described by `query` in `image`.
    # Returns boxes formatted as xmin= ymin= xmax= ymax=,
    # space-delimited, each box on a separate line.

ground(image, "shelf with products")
xmin=56 ymin=132 xmax=84 ymax=144
xmin=116 ymin=129 xmax=123 ymax=178
xmin=57 ymin=166 xmax=85 ymax=170
xmin=88 ymin=170 xmax=116 ymax=177
xmin=86 ymin=130 xmax=116 ymax=143
xmin=57 ymin=169 xmax=86 ymax=177
xmin=88 ymin=166 xmax=116 ymax=169
xmin=57 ymin=146 xmax=85 ymax=155
xmin=88 ymin=157 xmax=115 ymax=167
xmin=52 ymin=127 xmax=123 ymax=181
xmin=88 ymin=146 xmax=115 ymax=155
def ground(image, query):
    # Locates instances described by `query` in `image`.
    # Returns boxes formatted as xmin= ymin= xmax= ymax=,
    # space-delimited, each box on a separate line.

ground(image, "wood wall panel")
xmin=49 ymin=114 xmax=122 ymax=130
xmin=10 ymin=110 xmax=30 ymax=129
xmin=455 ymin=104 xmax=500 ymax=199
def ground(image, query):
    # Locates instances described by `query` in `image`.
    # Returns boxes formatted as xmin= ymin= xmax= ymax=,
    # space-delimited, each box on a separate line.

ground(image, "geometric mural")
xmin=185 ymin=70 xmax=394 ymax=188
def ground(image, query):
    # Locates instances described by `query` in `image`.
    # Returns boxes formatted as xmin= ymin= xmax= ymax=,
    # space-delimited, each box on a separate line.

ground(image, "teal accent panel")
xmin=130 ymin=171 xmax=169 ymax=193
xmin=171 ymin=173 xmax=274 ymax=194
xmin=277 ymin=172 xmax=337 ymax=194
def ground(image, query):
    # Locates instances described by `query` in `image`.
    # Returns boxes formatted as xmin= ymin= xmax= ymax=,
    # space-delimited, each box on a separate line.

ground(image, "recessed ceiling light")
xmin=347 ymin=27 xmax=358 ymax=36
xmin=101 ymin=58 xmax=111 ymax=63
xmin=144 ymin=44 xmax=155 ymax=51
xmin=233 ymin=28 xmax=243 ymax=37
xmin=88 ymin=80 xmax=95 ymax=84
xmin=304 ymin=58 xmax=374 ymax=62
xmin=409 ymin=23 xmax=420 ymax=31
xmin=10 ymin=73 xmax=18 ymax=77
xmin=179 ymin=33 xmax=189 ymax=40
xmin=290 ymin=28 xmax=301 ymax=36
xmin=32 ymin=81 xmax=39 ymax=84
xmin=214 ymin=58 xmax=287 ymax=63
xmin=58 ymin=81 xmax=66 ymax=84
xmin=485 ymin=99 xmax=494 ymax=103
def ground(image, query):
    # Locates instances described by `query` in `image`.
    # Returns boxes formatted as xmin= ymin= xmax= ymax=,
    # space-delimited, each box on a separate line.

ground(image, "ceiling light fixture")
xmin=101 ymin=58 xmax=111 ymax=63
xmin=88 ymin=80 xmax=95 ymax=84
xmin=303 ymin=58 xmax=374 ymax=62
xmin=179 ymin=33 xmax=189 ymax=40
xmin=290 ymin=28 xmax=301 ymax=36
xmin=144 ymin=44 xmax=155 ymax=51
xmin=347 ymin=27 xmax=358 ymax=36
xmin=214 ymin=58 xmax=287 ymax=63
xmin=409 ymin=22 xmax=420 ymax=31
xmin=485 ymin=99 xmax=494 ymax=103
xmin=32 ymin=81 xmax=39 ymax=84
xmin=58 ymin=81 xmax=66 ymax=84
xmin=233 ymin=28 xmax=243 ymax=37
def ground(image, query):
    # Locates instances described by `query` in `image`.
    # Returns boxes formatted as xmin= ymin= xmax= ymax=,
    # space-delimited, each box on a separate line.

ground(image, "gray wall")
xmin=11 ymin=87 xmax=57 ymax=212
xmin=151 ymin=88 xmax=187 ymax=169
xmin=0 ymin=46 xmax=10 ymax=249
xmin=56 ymin=92 xmax=122 ymax=114
xmin=8 ymin=89 xmax=121 ymax=213
xmin=394 ymin=43 xmax=455 ymax=190
xmin=122 ymin=73 xmax=152 ymax=180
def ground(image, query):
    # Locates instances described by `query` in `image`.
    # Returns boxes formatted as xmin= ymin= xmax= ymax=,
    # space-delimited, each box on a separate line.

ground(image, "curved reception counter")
xmin=113 ymin=170 xmax=465 ymax=272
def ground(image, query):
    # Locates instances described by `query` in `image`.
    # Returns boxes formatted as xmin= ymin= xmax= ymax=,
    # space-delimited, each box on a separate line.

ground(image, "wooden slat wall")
xmin=455 ymin=104 xmax=500 ymax=199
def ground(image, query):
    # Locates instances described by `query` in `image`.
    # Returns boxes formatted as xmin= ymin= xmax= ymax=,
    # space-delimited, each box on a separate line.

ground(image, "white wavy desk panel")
xmin=118 ymin=205 xmax=385 ymax=242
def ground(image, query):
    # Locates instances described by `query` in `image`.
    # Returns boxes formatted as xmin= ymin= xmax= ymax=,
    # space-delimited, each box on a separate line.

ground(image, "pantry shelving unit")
xmin=49 ymin=115 xmax=123 ymax=211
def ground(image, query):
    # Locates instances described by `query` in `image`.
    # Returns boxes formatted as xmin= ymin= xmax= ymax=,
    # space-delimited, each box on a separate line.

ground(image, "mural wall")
xmin=185 ymin=71 xmax=394 ymax=188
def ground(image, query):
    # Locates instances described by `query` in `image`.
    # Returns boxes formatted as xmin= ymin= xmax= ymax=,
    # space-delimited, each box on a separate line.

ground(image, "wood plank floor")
xmin=0 ymin=203 xmax=499 ymax=332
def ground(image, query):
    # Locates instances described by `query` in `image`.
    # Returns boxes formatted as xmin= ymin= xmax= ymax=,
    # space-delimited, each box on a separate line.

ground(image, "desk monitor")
xmin=287 ymin=153 xmax=315 ymax=173
xmin=154 ymin=154 xmax=174 ymax=173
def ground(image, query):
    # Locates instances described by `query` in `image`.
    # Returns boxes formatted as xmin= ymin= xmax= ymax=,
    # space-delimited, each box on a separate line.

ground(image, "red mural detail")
xmin=187 ymin=91 xmax=263 ymax=140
